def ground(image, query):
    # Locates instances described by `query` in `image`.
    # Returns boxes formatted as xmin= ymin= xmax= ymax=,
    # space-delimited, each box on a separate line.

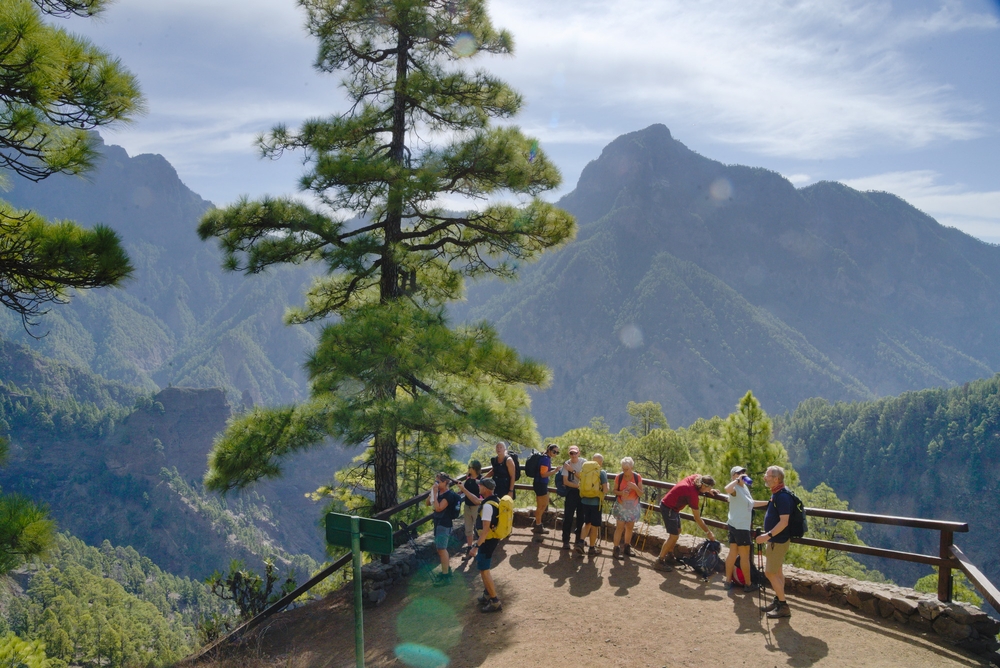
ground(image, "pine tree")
xmin=0 ymin=437 xmax=55 ymax=576
xmin=199 ymin=0 xmax=575 ymax=511
xmin=0 ymin=0 xmax=143 ymax=329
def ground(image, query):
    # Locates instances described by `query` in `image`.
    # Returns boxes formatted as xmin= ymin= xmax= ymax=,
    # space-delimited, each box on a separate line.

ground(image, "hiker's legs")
xmin=764 ymin=541 xmax=790 ymax=601
xmin=588 ymin=524 xmax=599 ymax=546
xmin=480 ymin=569 xmax=497 ymax=599
xmin=435 ymin=527 xmax=451 ymax=574
xmin=624 ymin=520 xmax=634 ymax=545
xmin=738 ymin=544 xmax=751 ymax=585
xmin=657 ymin=504 xmax=681 ymax=559
xmin=725 ymin=542 xmax=738 ymax=581
xmin=477 ymin=539 xmax=499 ymax=597
xmin=534 ymin=493 xmax=549 ymax=525
xmin=613 ymin=520 xmax=625 ymax=547
xmin=464 ymin=506 xmax=477 ymax=549
xmin=562 ymin=490 xmax=581 ymax=543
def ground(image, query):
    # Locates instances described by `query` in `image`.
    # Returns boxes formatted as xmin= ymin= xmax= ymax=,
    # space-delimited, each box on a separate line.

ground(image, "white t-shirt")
xmin=481 ymin=500 xmax=495 ymax=525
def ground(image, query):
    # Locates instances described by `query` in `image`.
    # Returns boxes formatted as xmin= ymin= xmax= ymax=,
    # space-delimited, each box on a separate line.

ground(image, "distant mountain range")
xmin=4 ymin=125 xmax=999 ymax=437
xmin=1 ymin=136 xmax=317 ymax=408
xmin=457 ymin=124 xmax=1000 ymax=434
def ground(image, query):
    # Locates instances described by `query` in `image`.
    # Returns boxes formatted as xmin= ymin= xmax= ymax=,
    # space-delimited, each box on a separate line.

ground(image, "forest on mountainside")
xmin=778 ymin=374 xmax=1000 ymax=596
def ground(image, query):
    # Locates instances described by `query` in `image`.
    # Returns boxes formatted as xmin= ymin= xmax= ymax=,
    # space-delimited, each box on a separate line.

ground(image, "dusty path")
xmin=230 ymin=526 xmax=990 ymax=668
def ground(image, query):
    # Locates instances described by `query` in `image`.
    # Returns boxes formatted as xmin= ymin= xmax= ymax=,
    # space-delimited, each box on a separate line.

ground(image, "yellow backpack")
xmin=579 ymin=460 xmax=603 ymax=498
xmin=481 ymin=495 xmax=514 ymax=540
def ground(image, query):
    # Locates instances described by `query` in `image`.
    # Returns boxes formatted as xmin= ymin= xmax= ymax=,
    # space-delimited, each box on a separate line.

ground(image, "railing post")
xmin=938 ymin=530 xmax=953 ymax=602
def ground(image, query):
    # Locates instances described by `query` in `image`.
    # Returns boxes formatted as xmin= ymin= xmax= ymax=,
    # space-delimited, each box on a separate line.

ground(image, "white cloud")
xmin=489 ymin=0 xmax=996 ymax=157
xmin=841 ymin=170 xmax=1000 ymax=243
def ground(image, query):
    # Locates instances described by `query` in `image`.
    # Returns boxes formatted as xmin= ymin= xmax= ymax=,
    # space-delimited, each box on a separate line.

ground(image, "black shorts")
xmin=533 ymin=477 xmax=550 ymax=496
xmin=728 ymin=526 xmax=752 ymax=546
xmin=495 ymin=479 xmax=514 ymax=499
xmin=660 ymin=503 xmax=681 ymax=535
xmin=580 ymin=503 xmax=602 ymax=526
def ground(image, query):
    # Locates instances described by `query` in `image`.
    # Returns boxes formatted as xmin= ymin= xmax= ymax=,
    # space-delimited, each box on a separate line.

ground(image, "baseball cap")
xmin=730 ymin=465 xmax=747 ymax=475
xmin=568 ymin=446 xmax=580 ymax=454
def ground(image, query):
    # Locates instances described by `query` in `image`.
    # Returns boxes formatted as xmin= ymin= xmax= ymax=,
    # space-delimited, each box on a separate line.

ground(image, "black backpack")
xmin=783 ymin=488 xmax=807 ymax=539
xmin=554 ymin=469 xmax=566 ymax=497
xmin=509 ymin=452 xmax=521 ymax=481
xmin=524 ymin=451 xmax=542 ymax=479
xmin=492 ymin=453 xmax=521 ymax=482
xmin=680 ymin=540 xmax=723 ymax=581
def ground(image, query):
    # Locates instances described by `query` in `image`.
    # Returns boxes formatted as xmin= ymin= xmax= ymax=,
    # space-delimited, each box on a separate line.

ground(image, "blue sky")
xmin=67 ymin=0 xmax=1000 ymax=242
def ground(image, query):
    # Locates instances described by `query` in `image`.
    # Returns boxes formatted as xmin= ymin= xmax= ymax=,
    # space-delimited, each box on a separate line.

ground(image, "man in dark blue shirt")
xmin=754 ymin=465 xmax=793 ymax=618
xmin=428 ymin=472 xmax=462 ymax=586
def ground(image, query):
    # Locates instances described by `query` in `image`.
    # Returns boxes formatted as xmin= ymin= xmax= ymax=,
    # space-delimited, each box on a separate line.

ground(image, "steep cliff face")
xmin=1 ymin=344 xmax=353 ymax=578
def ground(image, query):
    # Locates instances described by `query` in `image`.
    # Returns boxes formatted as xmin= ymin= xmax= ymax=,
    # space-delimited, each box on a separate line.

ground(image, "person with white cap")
xmin=724 ymin=465 xmax=756 ymax=592
xmin=560 ymin=445 xmax=586 ymax=551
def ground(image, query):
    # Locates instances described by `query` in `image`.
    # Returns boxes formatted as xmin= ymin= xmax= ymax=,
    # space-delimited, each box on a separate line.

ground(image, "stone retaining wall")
xmin=357 ymin=508 xmax=999 ymax=660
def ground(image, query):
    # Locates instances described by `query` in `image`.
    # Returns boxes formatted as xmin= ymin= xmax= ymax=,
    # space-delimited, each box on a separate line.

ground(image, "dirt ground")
xmin=203 ymin=526 xmax=993 ymax=668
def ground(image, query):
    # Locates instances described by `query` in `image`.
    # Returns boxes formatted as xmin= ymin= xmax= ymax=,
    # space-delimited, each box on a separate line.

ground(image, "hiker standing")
xmin=724 ymin=465 xmax=755 ymax=592
xmin=427 ymin=472 xmax=461 ymax=585
xmin=490 ymin=441 xmax=517 ymax=499
xmin=532 ymin=443 xmax=560 ymax=534
xmin=577 ymin=453 xmax=609 ymax=556
xmin=611 ymin=456 xmax=643 ymax=558
xmin=471 ymin=478 xmax=503 ymax=612
xmin=461 ymin=460 xmax=484 ymax=558
xmin=560 ymin=446 xmax=586 ymax=551
xmin=755 ymin=465 xmax=793 ymax=618
xmin=654 ymin=474 xmax=717 ymax=571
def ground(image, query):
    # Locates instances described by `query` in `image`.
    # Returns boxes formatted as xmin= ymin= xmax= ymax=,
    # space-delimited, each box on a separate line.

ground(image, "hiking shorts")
xmin=476 ymin=538 xmax=499 ymax=571
xmin=765 ymin=540 xmax=790 ymax=574
xmin=464 ymin=503 xmax=478 ymax=541
xmin=727 ymin=526 xmax=752 ymax=547
xmin=533 ymin=477 xmax=550 ymax=497
xmin=580 ymin=503 xmax=602 ymax=527
xmin=435 ymin=525 xmax=451 ymax=550
xmin=660 ymin=504 xmax=681 ymax=535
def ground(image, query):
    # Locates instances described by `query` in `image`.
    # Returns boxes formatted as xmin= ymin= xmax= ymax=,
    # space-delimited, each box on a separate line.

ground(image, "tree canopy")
xmin=200 ymin=0 xmax=575 ymax=511
xmin=0 ymin=0 xmax=141 ymax=328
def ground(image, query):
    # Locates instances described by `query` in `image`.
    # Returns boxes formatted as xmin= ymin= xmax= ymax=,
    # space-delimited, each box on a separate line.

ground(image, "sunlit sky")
xmin=66 ymin=0 xmax=1000 ymax=242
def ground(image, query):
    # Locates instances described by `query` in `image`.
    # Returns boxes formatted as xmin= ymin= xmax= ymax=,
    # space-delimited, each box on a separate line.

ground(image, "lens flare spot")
xmin=549 ymin=111 xmax=560 ymax=129
xmin=709 ymin=178 xmax=732 ymax=201
xmin=528 ymin=140 xmax=538 ymax=163
xmin=452 ymin=32 xmax=478 ymax=57
xmin=396 ymin=597 xmax=462 ymax=651
xmin=395 ymin=643 xmax=450 ymax=668
xmin=618 ymin=324 xmax=643 ymax=349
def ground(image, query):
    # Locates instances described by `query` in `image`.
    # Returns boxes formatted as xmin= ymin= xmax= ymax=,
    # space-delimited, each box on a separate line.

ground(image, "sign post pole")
xmin=351 ymin=515 xmax=364 ymax=668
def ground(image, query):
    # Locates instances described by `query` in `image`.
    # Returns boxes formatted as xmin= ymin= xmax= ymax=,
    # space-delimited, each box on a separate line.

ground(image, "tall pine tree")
xmin=200 ymin=0 xmax=575 ymax=511
xmin=0 ymin=0 xmax=142 ymax=329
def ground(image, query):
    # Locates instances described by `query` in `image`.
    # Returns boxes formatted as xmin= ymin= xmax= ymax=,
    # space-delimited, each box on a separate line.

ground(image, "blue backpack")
xmin=681 ymin=540 xmax=723 ymax=581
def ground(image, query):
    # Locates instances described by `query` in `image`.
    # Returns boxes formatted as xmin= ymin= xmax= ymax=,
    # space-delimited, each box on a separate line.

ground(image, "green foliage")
xmin=5 ymin=533 xmax=221 ymax=666
xmin=626 ymin=401 xmax=668 ymax=437
xmin=914 ymin=569 xmax=983 ymax=607
xmin=199 ymin=0 xmax=575 ymax=511
xmin=206 ymin=559 xmax=296 ymax=622
xmin=0 ymin=486 xmax=55 ymax=576
xmin=0 ymin=0 xmax=142 ymax=327
xmin=0 ymin=634 xmax=56 ymax=668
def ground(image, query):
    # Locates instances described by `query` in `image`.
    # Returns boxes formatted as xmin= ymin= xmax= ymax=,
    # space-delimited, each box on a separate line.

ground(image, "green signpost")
xmin=326 ymin=512 xmax=394 ymax=668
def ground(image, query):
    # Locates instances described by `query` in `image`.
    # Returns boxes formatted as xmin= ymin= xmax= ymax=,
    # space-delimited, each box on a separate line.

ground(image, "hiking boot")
xmin=561 ymin=541 xmax=571 ymax=550
xmin=761 ymin=595 xmax=780 ymax=613
xmin=432 ymin=572 xmax=452 ymax=587
xmin=612 ymin=545 xmax=620 ymax=559
xmin=743 ymin=584 xmax=759 ymax=594
xmin=653 ymin=557 xmax=673 ymax=572
xmin=623 ymin=544 xmax=632 ymax=557
xmin=574 ymin=542 xmax=585 ymax=555
xmin=481 ymin=597 xmax=503 ymax=613
xmin=477 ymin=589 xmax=490 ymax=604
xmin=723 ymin=580 xmax=734 ymax=591
xmin=766 ymin=601 xmax=791 ymax=618
xmin=531 ymin=524 xmax=549 ymax=534
xmin=588 ymin=545 xmax=601 ymax=556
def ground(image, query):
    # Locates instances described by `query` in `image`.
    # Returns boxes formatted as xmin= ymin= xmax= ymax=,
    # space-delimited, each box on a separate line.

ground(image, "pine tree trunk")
xmin=371 ymin=29 xmax=410 ymax=514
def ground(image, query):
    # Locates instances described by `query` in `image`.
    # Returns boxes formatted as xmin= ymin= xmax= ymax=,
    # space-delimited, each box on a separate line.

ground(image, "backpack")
xmin=524 ymin=451 xmax=542 ymax=479
xmin=732 ymin=554 xmax=766 ymax=589
xmin=434 ymin=492 xmax=462 ymax=522
xmin=479 ymin=495 xmax=514 ymax=540
xmin=785 ymin=488 xmax=807 ymax=539
xmin=509 ymin=452 xmax=521 ymax=481
xmin=679 ymin=540 xmax=723 ymax=581
xmin=554 ymin=470 xmax=566 ymax=497
xmin=579 ymin=461 xmax=602 ymax=498
xmin=615 ymin=472 xmax=639 ymax=492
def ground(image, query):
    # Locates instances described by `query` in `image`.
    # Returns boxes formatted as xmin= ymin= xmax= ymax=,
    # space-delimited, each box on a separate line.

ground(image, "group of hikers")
xmin=428 ymin=441 xmax=798 ymax=620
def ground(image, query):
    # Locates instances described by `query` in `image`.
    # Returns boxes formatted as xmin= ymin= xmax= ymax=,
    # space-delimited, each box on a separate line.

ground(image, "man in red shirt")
xmin=654 ymin=474 xmax=718 ymax=571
